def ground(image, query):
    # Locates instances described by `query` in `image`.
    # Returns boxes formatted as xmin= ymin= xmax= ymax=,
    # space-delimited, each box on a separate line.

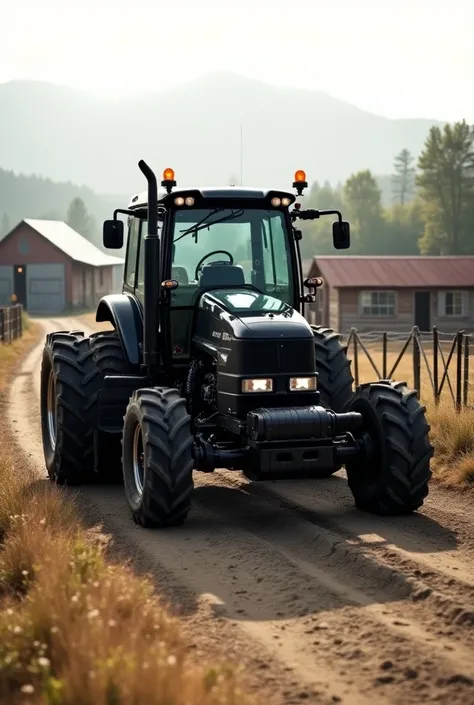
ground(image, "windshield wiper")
xmin=175 ymin=208 xmax=245 ymax=242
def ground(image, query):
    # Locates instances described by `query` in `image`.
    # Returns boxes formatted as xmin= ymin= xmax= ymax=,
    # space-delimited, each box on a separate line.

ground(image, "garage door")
xmin=27 ymin=264 xmax=66 ymax=314
xmin=0 ymin=266 xmax=13 ymax=305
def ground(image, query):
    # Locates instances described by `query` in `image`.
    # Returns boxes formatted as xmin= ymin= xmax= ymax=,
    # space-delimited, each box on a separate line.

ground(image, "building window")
xmin=441 ymin=291 xmax=465 ymax=317
xmin=360 ymin=290 xmax=396 ymax=317
xmin=19 ymin=236 xmax=29 ymax=255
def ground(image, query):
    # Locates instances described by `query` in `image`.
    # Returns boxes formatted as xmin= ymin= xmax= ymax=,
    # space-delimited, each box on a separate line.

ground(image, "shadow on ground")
xmin=23 ymin=471 xmax=459 ymax=625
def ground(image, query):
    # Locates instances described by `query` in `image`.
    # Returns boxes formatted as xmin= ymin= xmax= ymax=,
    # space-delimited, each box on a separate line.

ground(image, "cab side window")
xmin=124 ymin=217 xmax=140 ymax=289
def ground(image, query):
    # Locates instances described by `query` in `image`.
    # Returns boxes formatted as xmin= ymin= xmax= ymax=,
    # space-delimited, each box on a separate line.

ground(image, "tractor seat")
xmin=199 ymin=262 xmax=245 ymax=288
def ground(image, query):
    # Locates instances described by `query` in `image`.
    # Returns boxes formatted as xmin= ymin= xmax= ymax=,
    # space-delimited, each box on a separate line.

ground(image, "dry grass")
xmin=0 ymin=320 xmax=39 ymax=391
xmin=0 ymin=320 xmax=254 ymax=705
xmin=426 ymin=402 xmax=474 ymax=488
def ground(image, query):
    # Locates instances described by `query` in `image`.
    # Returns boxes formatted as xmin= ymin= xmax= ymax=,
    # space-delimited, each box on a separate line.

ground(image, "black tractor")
xmin=39 ymin=162 xmax=433 ymax=528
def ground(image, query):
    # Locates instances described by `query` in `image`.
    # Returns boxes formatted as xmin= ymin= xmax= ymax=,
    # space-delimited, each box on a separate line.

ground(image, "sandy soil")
xmin=7 ymin=317 xmax=474 ymax=705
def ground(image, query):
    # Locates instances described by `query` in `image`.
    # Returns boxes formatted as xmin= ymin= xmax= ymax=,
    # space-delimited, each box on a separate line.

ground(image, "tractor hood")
xmin=193 ymin=288 xmax=318 ymax=416
xmin=195 ymin=289 xmax=313 ymax=341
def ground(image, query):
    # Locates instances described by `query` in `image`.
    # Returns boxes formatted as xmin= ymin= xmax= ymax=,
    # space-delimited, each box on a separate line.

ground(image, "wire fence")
xmin=339 ymin=326 xmax=473 ymax=410
xmin=0 ymin=304 xmax=23 ymax=344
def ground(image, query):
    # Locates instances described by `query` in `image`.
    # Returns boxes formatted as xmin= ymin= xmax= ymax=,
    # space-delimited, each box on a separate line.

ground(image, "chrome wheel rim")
xmin=47 ymin=369 xmax=57 ymax=451
xmin=132 ymin=423 xmax=145 ymax=497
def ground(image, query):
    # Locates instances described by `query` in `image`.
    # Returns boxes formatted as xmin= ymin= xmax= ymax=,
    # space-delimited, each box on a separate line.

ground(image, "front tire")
xmin=40 ymin=332 xmax=97 ymax=484
xmin=345 ymin=380 xmax=433 ymax=515
xmin=122 ymin=387 xmax=194 ymax=528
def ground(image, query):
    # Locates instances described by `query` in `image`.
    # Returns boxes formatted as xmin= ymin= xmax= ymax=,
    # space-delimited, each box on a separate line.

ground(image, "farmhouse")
xmin=0 ymin=219 xmax=124 ymax=314
xmin=305 ymin=256 xmax=474 ymax=334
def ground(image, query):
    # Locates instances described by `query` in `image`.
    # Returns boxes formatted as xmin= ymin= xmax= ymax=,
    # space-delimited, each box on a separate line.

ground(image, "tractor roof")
xmin=128 ymin=186 xmax=296 ymax=209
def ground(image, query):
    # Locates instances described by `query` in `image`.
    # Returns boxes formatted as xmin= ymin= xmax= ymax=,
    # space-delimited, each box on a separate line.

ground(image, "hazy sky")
xmin=0 ymin=0 xmax=471 ymax=122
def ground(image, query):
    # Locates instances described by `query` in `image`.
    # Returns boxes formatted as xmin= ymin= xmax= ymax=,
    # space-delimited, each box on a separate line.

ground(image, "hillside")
xmin=0 ymin=72 xmax=443 ymax=194
xmin=0 ymin=168 xmax=127 ymax=247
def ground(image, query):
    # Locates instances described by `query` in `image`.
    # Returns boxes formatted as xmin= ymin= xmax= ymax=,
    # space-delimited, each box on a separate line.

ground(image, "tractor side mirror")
xmin=333 ymin=221 xmax=350 ymax=249
xmin=103 ymin=219 xmax=124 ymax=249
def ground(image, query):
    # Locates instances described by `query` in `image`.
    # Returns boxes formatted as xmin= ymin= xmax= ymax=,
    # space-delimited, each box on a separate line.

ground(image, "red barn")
xmin=0 ymin=219 xmax=124 ymax=314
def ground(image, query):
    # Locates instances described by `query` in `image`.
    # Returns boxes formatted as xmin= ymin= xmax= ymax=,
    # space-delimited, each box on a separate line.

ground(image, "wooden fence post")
xmin=382 ymin=331 xmax=387 ymax=379
xmin=433 ymin=327 xmax=439 ymax=405
xmin=413 ymin=327 xmax=421 ymax=396
xmin=463 ymin=334 xmax=470 ymax=408
xmin=352 ymin=329 xmax=359 ymax=388
xmin=456 ymin=331 xmax=464 ymax=412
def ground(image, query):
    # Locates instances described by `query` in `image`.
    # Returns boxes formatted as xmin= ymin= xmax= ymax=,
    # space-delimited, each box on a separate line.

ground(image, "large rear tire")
xmin=312 ymin=326 xmax=354 ymax=412
xmin=311 ymin=326 xmax=354 ymax=477
xmin=89 ymin=330 xmax=132 ymax=481
xmin=345 ymin=380 xmax=433 ymax=515
xmin=40 ymin=332 xmax=98 ymax=484
xmin=122 ymin=387 xmax=194 ymax=528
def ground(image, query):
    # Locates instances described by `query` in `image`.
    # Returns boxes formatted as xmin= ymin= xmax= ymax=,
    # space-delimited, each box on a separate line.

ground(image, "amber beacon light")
xmin=161 ymin=168 xmax=177 ymax=193
xmin=292 ymin=169 xmax=308 ymax=195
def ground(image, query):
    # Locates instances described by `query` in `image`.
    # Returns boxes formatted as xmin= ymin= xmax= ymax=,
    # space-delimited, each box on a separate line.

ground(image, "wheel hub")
xmin=132 ymin=423 xmax=145 ymax=497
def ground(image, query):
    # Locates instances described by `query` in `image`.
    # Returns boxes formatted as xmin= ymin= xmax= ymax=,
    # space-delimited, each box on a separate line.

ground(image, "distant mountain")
xmin=0 ymin=167 xmax=127 ymax=253
xmin=0 ymin=72 xmax=444 ymax=195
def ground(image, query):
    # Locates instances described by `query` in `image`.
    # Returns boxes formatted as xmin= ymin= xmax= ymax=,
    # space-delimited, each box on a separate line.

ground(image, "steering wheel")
xmin=194 ymin=250 xmax=234 ymax=280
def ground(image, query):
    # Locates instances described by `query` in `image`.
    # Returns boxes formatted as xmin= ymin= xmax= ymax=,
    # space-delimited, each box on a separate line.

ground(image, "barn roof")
xmin=309 ymin=256 xmax=474 ymax=288
xmin=4 ymin=219 xmax=124 ymax=268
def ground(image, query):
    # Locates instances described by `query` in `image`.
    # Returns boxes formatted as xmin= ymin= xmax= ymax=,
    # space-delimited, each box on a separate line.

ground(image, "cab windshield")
xmin=170 ymin=208 xmax=294 ymax=306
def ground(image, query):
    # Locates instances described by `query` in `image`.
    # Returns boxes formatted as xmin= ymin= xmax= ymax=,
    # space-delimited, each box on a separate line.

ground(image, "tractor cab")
xmin=103 ymin=168 xmax=349 ymax=369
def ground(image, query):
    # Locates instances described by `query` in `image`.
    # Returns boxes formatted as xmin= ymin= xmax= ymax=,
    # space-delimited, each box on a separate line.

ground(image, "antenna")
xmin=240 ymin=123 xmax=243 ymax=186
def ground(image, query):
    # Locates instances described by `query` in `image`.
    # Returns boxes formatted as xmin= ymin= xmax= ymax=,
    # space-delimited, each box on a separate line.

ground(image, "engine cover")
xmin=192 ymin=288 xmax=319 ymax=417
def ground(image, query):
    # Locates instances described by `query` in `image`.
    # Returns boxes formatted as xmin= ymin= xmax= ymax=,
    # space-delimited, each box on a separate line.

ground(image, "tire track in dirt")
xmin=8 ymin=317 xmax=474 ymax=705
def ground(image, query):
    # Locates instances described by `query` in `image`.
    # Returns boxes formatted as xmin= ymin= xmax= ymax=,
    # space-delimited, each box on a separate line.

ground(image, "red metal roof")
xmin=309 ymin=256 xmax=474 ymax=288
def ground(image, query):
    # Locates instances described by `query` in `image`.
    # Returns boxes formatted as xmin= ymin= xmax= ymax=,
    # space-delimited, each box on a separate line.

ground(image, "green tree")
xmin=66 ymin=197 xmax=99 ymax=245
xmin=384 ymin=199 xmax=425 ymax=254
xmin=392 ymin=148 xmax=415 ymax=205
xmin=343 ymin=170 xmax=385 ymax=253
xmin=0 ymin=213 xmax=10 ymax=238
xmin=417 ymin=120 xmax=474 ymax=254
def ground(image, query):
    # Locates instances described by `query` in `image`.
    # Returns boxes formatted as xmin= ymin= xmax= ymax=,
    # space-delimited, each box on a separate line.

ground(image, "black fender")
xmin=95 ymin=294 xmax=143 ymax=367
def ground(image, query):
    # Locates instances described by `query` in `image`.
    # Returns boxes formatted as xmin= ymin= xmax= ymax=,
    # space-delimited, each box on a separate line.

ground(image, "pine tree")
xmin=417 ymin=121 xmax=474 ymax=254
xmin=392 ymin=149 xmax=415 ymax=206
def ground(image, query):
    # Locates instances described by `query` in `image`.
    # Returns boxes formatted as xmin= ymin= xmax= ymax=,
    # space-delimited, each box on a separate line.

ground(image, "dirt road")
xmin=8 ymin=317 xmax=474 ymax=705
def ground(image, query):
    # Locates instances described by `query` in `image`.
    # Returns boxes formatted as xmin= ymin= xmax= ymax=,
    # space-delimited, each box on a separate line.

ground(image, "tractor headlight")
xmin=289 ymin=377 xmax=317 ymax=391
xmin=242 ymin=378 xmax=273 ymax=393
